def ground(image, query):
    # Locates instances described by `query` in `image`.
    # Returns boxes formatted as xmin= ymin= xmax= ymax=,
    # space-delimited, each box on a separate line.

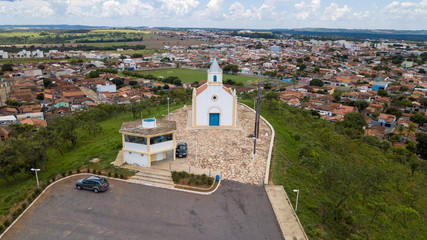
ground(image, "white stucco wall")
xmin=156 ymin=152 xmax=164 ymax=161
xmin=124 ymin=142 xmax=148 ymax=152
xmin=195 ymin=85 xmax=235 ymax=126
xmin=150 ymin=140 xmax=173 ymax=152
xmin=124 ymin=150 xmax=149 ymax=167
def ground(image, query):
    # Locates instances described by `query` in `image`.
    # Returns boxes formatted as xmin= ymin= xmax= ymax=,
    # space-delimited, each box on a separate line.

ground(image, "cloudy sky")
xmin=0 ymin=0 xmax=426 ymax=30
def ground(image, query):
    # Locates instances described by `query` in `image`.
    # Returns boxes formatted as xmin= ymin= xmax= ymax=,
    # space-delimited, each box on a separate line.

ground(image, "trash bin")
xmin=215 ymin=175 xmax=220 ymax=182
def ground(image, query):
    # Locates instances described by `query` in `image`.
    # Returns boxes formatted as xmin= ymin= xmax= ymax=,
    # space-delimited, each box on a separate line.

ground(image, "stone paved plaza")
xmin=169 ymin=103 xmax=272 ymax=184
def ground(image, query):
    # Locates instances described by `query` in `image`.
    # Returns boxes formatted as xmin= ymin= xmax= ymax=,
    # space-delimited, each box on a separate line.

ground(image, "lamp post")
xmin=195 ymin=129 xmax=198 ymax=162
xmin=31 ymin=168 xmax=41 ymax=189
xmin=167 ymin=97 xmax=170 ymax=120
xmin=245 ymin=119 xmax=248 ymax=144
xmin=293 ymin=189 xmax=299 ymax=212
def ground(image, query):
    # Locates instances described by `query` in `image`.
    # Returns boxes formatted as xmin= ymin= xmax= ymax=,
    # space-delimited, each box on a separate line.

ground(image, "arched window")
xmin=213 ymin=75 xmax=217 ymax=82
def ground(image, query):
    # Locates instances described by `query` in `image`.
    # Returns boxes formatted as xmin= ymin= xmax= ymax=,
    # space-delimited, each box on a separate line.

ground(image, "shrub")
xmin=108 ymin=172 xmax=111 ymax=177
xmin=0 ymin=224 xmax=4 ymax=233
xmin=207 ymin=178 xmax=213 ymax=185
xmin=97 ymin=170 xmax=101 ymax=175
xmin=51 ymin=177 xmax=56 ymax=183
xmin=87 ymin=168 xmax=91 ymax=173
xmin=114 ymin=173 xmax=119 ymax=178
xmin=68 ymin=170 xmax=72 ymax=176
xmin=3 ymin=219 xmax=10 ymax=227
xmin=61 ymin=172 xmax=66 ymax=178
xmin=34 ymin=188 xmax=41 ymax=195
xmin=76 ymin=168 xmax=80 ymax=173
xmin=194 ymin=179 xmax=200 ymax=185
xmin=92 ymin=169 xmax=97 ymax=174
xmin=12 ymin=208 xmax=22 ymax=218
xmin=120 ymin=174 xmax=124 ymax=179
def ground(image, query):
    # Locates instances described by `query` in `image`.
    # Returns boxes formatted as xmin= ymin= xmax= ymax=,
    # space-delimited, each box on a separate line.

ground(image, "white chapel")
xmin=192 ymin=59 xmax=237 ymax=128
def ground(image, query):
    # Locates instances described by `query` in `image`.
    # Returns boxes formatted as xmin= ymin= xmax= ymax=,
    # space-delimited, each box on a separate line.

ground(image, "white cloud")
xmin=294 ymin=0 xmax=320 ymax=20
xmin=321 ymin=3 xmax=350 ymax=21
xmin=223 ymin=2 xmax=263 ymax=21
xmin=197 ymin=0 xmax=223 ymax=18
xmin=158 ymin=0 xmax=200 ymax=16
xmin=0 ymin=0 xmax=55 ymax=18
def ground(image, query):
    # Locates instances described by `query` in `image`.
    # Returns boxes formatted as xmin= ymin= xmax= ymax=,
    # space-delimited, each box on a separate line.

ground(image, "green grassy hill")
xmin=243 ymin=99 xmax=426 ymax=239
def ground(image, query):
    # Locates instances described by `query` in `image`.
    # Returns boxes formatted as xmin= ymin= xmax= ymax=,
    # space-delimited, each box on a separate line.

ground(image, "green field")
xmin=0 ymin=102 xmax=182 ymax=224
xmin=0 ymin=29 xmax=151 ymax=45
xmin=137 ymin=68 xmax=263 ymax=85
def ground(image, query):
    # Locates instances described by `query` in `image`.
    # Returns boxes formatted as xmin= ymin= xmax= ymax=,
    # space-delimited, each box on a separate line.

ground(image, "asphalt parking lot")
xmin=1 ymin=175 xmax=283 ymax=240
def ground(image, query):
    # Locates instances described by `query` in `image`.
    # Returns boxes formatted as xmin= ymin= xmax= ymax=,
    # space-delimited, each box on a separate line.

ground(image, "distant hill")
xmin=272 ymin=28 xmax=427 ymax=41
xmin=1 ymin=25 xmax=426 ymax=41
xmin=0 ymin=25 xmax=106 ymax=30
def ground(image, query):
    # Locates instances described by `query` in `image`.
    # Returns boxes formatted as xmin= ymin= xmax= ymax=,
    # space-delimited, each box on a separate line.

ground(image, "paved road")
xmin=0 ymin=86 xmax=10 ymax=107
xmin=79 ymin=86 xmax=105 ymax=104
xmin=2 ymin=176 xmax=283 ymax=240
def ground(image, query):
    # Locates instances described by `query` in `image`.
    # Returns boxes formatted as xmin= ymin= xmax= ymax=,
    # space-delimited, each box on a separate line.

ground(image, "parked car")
xmin=75 ymin=176 xmax=109 ymax=193
xmin=176 ymin=142 xmax=187 ymax=158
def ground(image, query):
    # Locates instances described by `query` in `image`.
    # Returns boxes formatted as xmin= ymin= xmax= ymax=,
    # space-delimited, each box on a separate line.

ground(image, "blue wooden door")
xmin=209 ymin=113 xmax=220 ymax=126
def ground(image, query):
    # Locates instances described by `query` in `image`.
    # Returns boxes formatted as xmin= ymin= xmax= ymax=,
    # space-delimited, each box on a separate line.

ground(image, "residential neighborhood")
xmin=0 ymin=25 xmax=426 ymax=240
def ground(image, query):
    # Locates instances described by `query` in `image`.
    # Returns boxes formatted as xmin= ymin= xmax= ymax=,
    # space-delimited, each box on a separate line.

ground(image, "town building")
xmin=192 ymin=59 xmax=237 ymax=127
xmin=120 ymin=118 xmax=176 ymax=167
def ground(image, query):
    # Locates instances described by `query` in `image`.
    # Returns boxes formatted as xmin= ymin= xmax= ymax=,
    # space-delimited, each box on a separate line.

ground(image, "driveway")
xmin=1 ymin=175 xmax=283 ymax=240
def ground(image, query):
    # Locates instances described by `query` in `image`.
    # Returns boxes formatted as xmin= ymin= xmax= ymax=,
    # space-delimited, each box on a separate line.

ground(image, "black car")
xmin=176 ymin=142 xmax=187 ymax=158
xmin=76 ymin=176 xmax=109 ymax=193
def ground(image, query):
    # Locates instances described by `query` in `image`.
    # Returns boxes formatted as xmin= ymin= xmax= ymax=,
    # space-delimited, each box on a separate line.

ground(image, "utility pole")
xmin=253 ymin=82 xmax=262 ymax=154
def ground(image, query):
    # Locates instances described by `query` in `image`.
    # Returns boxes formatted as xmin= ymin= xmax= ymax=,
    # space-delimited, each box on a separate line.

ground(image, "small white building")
xmin=192 ymin=59 xmax=237 ymax=128
xmin=17 ymin=50 xmax=31 ymax=58
xmin=32 ymin=50 xmax=44 ymax=58
xmin=0 ymin=50 xmax=8 ymax=59
xmin=120 ymin=118 xmax=176 ymax=167
xmin=96 ymin=83 xmax=117 ymax=93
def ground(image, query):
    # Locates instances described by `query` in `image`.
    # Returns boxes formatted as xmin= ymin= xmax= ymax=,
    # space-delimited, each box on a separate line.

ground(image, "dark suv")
xmin=76 ymin=176 xmax=109 ymax=193
xmin=176 ymin=142 xmax=187 ymax=158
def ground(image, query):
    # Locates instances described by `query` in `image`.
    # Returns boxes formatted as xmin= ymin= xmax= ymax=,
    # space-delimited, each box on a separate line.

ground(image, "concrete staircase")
xmin=129 ymin=168 xmax=175 ymax=189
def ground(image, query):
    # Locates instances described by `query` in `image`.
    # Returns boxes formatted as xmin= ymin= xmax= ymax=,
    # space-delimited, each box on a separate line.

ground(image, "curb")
xmin=0 ymin=173 xmax=221 ymax=239
xmin=123 ymin=177 xmax=221 ymax=196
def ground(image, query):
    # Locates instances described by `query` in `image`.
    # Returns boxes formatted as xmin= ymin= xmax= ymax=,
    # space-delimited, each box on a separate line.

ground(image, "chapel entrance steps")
xmin=129 ymin=168 xmax=175 ymax=188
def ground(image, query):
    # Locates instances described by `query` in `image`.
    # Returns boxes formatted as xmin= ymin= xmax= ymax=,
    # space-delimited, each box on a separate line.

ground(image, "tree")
xmin=111 ymin=77 xmax=124 ymax=87
xmin=355 ymin=100 xmax=369 ymax=112
xmin=297 ymin=63 xmax=306 ymax=71
xmin=310 ymin=79 xmax=324 ymax=87
xmin=43 ymin=78 xmax=52 ymax=89
xmin=85 ymin=70 xmax=100 ymax=79
xmin=1 ymin=63 xmax=13 ymax=72
xmin=377 ymin=89 xmax=388 ymax=97
xmin=336 ymin=112 xmax=367 ymax=138
xmin=223 ymin=64 xmax=239 ymax=74
xmin=416 ymin=133 xmax=427 ymax=158
xmin=385 ymin=107 xmax=402 ymax=118
xmin=410 ymin=113 xmax=427 ymax=125
xmin=37 ymin=93 xmax=45 ymax=100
